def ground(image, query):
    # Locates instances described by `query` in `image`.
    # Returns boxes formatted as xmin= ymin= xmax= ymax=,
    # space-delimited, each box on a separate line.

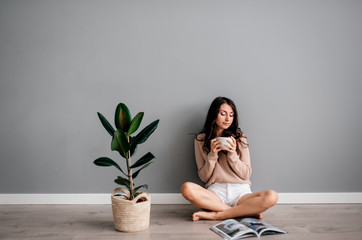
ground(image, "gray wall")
xmin=1 ymin=0 xmax=361 ymax=194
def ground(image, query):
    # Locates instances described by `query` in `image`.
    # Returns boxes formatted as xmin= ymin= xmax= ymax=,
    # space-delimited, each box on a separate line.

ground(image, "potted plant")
xmin=93 ymin=102 xmax=159 ymax=232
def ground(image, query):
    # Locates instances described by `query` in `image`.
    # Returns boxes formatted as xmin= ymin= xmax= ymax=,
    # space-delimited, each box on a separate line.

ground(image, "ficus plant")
xmin=94 ymin=103 xmax=159 ymax=200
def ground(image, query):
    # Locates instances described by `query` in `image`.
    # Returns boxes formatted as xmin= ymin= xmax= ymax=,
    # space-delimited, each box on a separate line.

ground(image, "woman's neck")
xmin=216 ymin=129 xmax=223 ymax=137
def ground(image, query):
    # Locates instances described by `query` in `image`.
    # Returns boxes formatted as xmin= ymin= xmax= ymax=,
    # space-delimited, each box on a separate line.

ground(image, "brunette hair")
xmin=196 ymin=96 xmax=247 ymax=153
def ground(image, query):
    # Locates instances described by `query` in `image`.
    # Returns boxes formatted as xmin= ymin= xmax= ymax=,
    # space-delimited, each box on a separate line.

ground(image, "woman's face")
xmin=215 ymin=103 xmax=234 ymax=131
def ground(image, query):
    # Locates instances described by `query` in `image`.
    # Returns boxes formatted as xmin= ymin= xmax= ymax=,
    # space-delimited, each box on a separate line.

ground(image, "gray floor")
xmin=1 ymin=204 xmax=361 ymax=240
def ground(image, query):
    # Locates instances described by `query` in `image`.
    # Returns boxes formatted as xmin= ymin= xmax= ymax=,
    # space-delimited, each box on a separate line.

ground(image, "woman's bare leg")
xmin=181 ymin=182 xmax=231 ymax=216
xmin=193 ymin=190 xmax=278 ymax=221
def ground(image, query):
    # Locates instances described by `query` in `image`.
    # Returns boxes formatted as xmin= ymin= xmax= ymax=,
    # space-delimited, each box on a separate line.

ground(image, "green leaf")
xmin=129 ymin=136 xmax=138 ymax=157
xmin=114 ymin=176 xmax=130 ymax=188
xmin=111 ymin=136 xmax=127 ymax=159
xmin=97 ymin=112 xmax=115 ymax=137
xmin=111 ymin=137 xmax=121 ymax=152
xmin=130 ymin=119 xmax=159 ymax=148
xmin=114 ymin=129 xmax=130 ymax=157
xmin=115 ymin=103 xmax=132 ymax=131
xmin=134 ymin=184 xmax=148 ymax=194
xmin=131 ymin=152 xmax=155 ymax=169
xmin=93 ymin=157 xmax=126 ymax=176
xmin=126 ymin=112 xmax=144 ymax=137
xmin=132 ymin=162 xmax=152 ymax=179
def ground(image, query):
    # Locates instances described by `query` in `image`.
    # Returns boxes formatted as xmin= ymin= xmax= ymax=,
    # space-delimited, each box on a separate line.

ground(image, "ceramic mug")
xmin=216 ymin=137 xmax=232 ymax=149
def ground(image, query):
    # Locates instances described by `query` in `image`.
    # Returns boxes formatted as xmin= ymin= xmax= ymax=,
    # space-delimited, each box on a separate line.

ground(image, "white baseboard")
xmin=0 ymin=192 xmax=361 ymax=204
xmin=277 ymin=192 xmax=362 ymax=204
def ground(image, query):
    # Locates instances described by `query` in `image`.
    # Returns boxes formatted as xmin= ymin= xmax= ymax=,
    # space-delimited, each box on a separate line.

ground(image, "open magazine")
xmin=210 ymin=218 xmax=287 ymax=239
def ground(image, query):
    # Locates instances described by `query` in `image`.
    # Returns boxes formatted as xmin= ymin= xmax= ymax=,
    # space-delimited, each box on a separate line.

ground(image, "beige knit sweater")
xmin=194 ymin=133 xmax=252 ymax=188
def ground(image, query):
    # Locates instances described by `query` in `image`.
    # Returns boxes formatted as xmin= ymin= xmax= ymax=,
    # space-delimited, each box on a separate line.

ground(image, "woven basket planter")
xmin=111 ymin=188 xmax=151 ymax=232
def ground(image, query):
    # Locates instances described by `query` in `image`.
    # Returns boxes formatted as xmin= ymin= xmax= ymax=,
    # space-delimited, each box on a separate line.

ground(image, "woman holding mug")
xmin=181 ymin=96 xmax=278 ymax=221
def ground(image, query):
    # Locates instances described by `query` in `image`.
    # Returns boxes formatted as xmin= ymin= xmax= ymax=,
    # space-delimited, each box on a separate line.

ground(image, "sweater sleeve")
xmin=226 ymin=137 xmax=252 ymax=181
xmin=194 ymin=139 xmax=218 ymax=183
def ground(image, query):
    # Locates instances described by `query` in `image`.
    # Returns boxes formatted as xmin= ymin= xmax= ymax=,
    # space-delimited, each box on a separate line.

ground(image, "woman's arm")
xmin=194 ymin=139 xmax=219 ymax=183
xmin=226 ymin=137 xmax=252 ymax=180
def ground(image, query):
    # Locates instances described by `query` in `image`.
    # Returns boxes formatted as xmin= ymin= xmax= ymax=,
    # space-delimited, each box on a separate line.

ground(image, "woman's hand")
xmin=210 ymin=138 xmax=222 ymax=154
xmin=224 ymin=136 xmax=237 ymax=154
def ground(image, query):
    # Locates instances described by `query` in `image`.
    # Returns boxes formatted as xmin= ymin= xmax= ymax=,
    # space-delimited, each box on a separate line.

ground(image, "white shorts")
xmin=207 ymin=182 xmax=252 ymax=207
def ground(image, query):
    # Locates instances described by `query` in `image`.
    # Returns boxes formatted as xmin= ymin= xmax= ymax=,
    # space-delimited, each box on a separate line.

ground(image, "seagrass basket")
xmin=111 ymin=187 xmax=151 ymax=232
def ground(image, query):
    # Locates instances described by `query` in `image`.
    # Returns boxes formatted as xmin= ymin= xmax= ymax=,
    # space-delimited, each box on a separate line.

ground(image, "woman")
xmin=181 ymin=96 xmax=278 ymax=221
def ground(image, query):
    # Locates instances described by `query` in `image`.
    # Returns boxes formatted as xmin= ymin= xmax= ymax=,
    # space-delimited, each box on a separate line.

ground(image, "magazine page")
xmin=210 ymin=219 xmax=257 ymax=240
xmin=240 ymin=218 xmax=287 ymax=237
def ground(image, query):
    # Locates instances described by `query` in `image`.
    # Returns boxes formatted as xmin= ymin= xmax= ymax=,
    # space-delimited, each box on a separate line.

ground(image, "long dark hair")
xmin=196 ymin=96 xmax=247 ymax=153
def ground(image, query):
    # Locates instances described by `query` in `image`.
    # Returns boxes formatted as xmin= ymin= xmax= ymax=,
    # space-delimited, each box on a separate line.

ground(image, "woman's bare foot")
xmin=192 ymin=211 xmax=263 ymax=221
xmin=249 ymin=213 xmax=263 ymax=219
xmin=192 ymin=211 xmax=217 ymax=221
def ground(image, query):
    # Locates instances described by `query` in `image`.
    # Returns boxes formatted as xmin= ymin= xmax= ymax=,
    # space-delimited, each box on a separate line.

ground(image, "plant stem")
xmin=127 ymin=137 xmax=134 ymax=200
